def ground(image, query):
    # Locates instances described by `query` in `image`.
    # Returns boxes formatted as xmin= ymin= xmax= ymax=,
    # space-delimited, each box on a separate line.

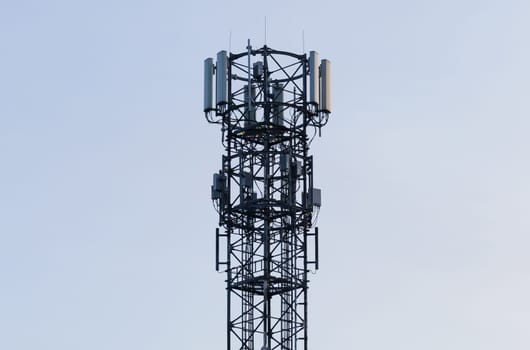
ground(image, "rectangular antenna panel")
xmin=253 ymin=61 xmax=263 ymax=79
xmin=213 ymin=173 xmax=226 ymax=192
xmin=216 ymin=51 xmax=228 ymax=105
xmin=280 ymin=153 xmax=290 ymax=171
xmin=272 ymin=83 xmax=284 ymax=125
xmin=312 ymin=188 xmax=322 ymax=207
xmin=320 ymin=59 xmax=331 ymax=113
xmin=240 ymin=172 xmax=252 ymax=188
xmin=244 ymin=84 xmax=256 ymax=122
xmin=203 ymin=58 xmax=214 ymax=112
xmin=309 ymin=51 xmax=319 ymax=105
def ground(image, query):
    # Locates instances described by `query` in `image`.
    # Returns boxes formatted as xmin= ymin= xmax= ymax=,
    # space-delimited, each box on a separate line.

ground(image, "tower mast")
xmin=205 ymin=40 xmax=331 ymax=350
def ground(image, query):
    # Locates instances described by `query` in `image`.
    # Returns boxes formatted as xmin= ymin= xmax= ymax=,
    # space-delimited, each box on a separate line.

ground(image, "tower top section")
xmin=204 ymin=41 xmax=331 ymax=135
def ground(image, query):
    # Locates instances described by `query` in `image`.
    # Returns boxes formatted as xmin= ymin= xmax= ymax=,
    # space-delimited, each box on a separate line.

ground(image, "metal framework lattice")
xmin=205 ymin=41 xmax=330 ymax=350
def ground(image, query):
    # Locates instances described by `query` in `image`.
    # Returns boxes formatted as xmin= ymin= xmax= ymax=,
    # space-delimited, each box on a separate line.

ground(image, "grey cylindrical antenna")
xmin=309 ymin=51 xmax=319 ymax=106
xmin=203 ymin=57 xmax=214 ymax=112
xmin=320 ymin=59 xmax=331 ymax=113
xmin=216 ymin=50 xmax=228 ymax=105
xmin=244 ymin=84 xmax=256 ymax=124
xmin=272 ymin=83 xmax=283 ymax=125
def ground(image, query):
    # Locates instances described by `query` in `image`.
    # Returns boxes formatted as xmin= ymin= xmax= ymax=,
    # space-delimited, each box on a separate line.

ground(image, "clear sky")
xmin=1 ymin=0 xmax=529 ymax=349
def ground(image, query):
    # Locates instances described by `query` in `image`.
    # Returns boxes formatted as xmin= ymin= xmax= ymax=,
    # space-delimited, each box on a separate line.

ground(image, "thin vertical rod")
xmin=302 ymin=30 xmax=305 ymax=54
xmin=247 ymin=39 xmax=252 ymax=119
xmin=264 ymin=17 xmax=267 ymax=45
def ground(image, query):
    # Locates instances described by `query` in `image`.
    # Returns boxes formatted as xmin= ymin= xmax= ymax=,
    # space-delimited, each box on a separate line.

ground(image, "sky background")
xmin=1 ymin=0 xmax=529 ymax=349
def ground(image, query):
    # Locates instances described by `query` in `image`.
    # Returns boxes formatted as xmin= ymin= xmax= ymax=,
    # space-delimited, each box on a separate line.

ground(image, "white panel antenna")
xmin=309 ymin=51 xmax=319 ymax=106
xmin=216 ymin=51 xmax=228 ymax=106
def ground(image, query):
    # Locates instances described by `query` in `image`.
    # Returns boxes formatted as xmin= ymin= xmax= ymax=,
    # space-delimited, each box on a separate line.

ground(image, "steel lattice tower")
xmin=204 ymin=40 xmax=330 ymax=350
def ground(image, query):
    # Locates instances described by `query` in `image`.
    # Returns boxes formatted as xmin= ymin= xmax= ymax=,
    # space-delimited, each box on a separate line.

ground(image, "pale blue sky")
xmin=1 ymin=1 xmax=529 ymax=349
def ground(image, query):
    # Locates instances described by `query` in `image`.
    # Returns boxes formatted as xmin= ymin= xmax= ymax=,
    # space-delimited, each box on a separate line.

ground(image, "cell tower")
xmin=204 ymin=40 xmax=331 ymax=350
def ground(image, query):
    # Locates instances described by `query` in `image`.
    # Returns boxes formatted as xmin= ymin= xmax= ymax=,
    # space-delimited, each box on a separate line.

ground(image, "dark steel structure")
xmin=204 ymin=40 xmax=330 ymax=350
